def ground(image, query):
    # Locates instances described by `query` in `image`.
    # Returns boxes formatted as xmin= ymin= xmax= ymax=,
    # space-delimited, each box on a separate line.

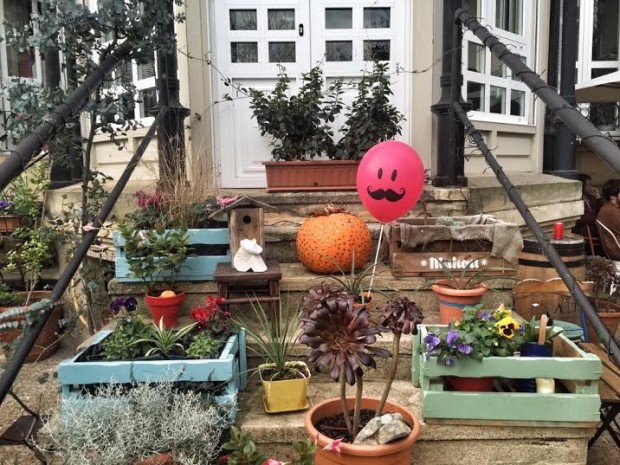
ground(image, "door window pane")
xmin=496 ymin=0 xmax=523 ymax=35
xmin=326 ymin=41 xmax=353 ymax=61
xmin=268 ymin=9 xmax=295 ymax=30
xmin=364 ymin=40 xmax=390 ymax=61
xmin=269 ymin=42 xmax=296 ymax=63
xmin=468 ymin=42 xmax=485 ymax=73
xmin=230 ymin=9 xmax=257 ymax=30
xmin=510 ymin=90 xmax=525 ymax=116
xmin=363 ymin=8 xmax=391 ymax=28
xmin=468 ymin=81 xmax=485 ymax=111
xmin=592 ymin=0 xmax=619 ymax=61
xmin=512 ymin=55 xmax=526 ymax=80
xmin=4 ymin=0 xmax=35 ymax=77
xmin=465 ymin=0 xmax=479 ymax=17
xmin=326 ymin=8 xmax=352 ymax=29
xmin=490 ymin=86 xmax=506 ymax=114
xmin=231 ymin=42 xmax=258 ymax=63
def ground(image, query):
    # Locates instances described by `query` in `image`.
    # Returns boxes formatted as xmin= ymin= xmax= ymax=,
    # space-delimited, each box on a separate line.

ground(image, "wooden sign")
xmin=391 ymin=251 xmax=514 ymax=277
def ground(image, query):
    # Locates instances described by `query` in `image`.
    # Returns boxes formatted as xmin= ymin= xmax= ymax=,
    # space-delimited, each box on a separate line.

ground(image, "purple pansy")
xmin=444 ymin=356 xmax=456 ymax=366
xmin=0 ymin=199 xmax=12 ymax=210
xmin=478 ymin=310 xmax=493 ymax=321
xmin=424 ymin=333 xmax=441 ymax=352
xmin=110 ymin=297 xmax=125 ymax=315
xmin=446 ymin=330 xmax=460 ymax=348
xmin=123 ymin=297 xmax=137 ymax=312
xmin=458 ymin=343 xmax=473 ymax=355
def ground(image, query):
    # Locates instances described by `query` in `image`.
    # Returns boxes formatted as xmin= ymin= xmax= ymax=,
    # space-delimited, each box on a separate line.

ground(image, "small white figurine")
xmin=233 ymin=238 xmax=267 ymax=272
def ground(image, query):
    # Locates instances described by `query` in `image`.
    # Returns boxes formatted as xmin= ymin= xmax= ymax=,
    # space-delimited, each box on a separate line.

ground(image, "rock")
xmin=353 ymin=413 xmax=411 ymax=446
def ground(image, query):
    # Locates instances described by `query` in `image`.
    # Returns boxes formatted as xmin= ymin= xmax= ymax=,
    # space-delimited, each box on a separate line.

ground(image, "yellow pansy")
xmin=496 ymin=316 xmax=520 ymax=339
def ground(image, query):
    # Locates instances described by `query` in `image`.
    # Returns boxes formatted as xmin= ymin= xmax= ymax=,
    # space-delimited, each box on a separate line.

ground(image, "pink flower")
xmin=262 ymin=459 xmax=283 ymax=465
xmin=216 ymin=194 xmax=240 ymax=208
xmin=82 ymin=224 xmax=99 ymax=232
xmin=322 ymin=438 xmax=343 ymax=455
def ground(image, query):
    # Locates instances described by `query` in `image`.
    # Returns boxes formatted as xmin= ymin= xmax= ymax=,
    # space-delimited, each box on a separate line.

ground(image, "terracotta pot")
xmin=446 ymin=376 xmax=495 ymax=392
xmin=144 ymin=291 xmax=186 ymax=328
xmin=305 ymin=397 xmax=420 ymax=465
xmin=431 ymin=280 xmax=488 ymax=324
xmin=0 ymin=214 xmax=22 ymax=233
xmin=263 ymin=160 xmax=358 ymax=192
xmin=0 ymin=291 xmax=64 ymax=363
xmin=586 ymin=308 xmax=620 ymax=343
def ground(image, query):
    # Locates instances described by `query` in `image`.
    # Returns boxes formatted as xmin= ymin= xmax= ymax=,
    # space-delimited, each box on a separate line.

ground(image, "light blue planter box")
xmin=113 ymin=228 xmax=231 ymax=282
xmin=58 ymin=329 xmax=247 ymax=420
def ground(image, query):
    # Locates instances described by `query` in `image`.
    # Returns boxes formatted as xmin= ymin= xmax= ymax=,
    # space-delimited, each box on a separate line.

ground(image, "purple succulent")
xmin=381 ymin=296 xmax=424 ymax=335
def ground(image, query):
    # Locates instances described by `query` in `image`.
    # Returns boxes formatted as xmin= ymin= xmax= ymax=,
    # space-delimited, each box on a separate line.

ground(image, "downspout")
xmin=552 ymin=0 xmax=579 ymax=179
xmin=431 ymin=0 xmax=468 ymax=187
xmin=543 ymin=0 xmax=561 ymax=173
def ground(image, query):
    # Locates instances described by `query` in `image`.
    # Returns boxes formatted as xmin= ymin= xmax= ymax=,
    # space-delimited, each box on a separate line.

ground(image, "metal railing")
xmin=454 ymin=8 xmax=620 ymax=365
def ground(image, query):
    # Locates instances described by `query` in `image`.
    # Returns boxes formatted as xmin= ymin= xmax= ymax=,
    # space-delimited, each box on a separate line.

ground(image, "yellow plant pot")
xmin=259 ymin=361 xmax=311 ymax=413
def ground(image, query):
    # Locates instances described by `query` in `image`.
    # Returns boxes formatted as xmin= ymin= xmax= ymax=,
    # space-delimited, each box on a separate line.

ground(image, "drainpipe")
xmin=431 ymin=0 xmax=468 ymax=187
xmin=154 ymin=0 xmax=190 ymax=189
xmin=543 ymin=0 xmax=561 ymax=173
xmin=551 ymin=0 xmax=579 ymax=180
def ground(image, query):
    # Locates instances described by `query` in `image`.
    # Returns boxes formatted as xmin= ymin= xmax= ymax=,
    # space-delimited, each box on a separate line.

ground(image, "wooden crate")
xmin=413 ymin=325 xmax=602 ymax=425
xmin=386 ymin=217 xmax=517 ymax=278
xmin=113 ymin=228 xmax=231 ymax=282
xmin=58 ymin=330 xmax=247 ymax=419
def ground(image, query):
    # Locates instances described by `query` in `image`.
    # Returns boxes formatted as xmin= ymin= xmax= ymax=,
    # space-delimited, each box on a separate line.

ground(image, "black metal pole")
xmin=543 ymin=0 xmax=561 ymax=173
xmin=0 ymin=108 xmax=167 ymax=407
xmin=448 ymin=15 xmax=465 ymax=187
xmin=453 ymin=101 xmax=620 ymax=366
xmin=457 ymin=9 xmax=620 ymax=175
xmin=0 ymin=41 xmax=133 ymax=192
xmin=432 ymin=0 xmax=468 ymax=188
xmin=552 ymin=0 xmax=579 ymax=179
xmin=154 ymin=0 xmax=190 ymax=189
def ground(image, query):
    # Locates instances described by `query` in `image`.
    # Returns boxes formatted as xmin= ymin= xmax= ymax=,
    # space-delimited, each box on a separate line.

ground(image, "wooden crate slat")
xmin=392 ymin=251 xmax=514 ymax=278
xmin=422 ymin=391 xmax=601 ymax=423
xmin=113 ymin=229 xmax=231 ymax=247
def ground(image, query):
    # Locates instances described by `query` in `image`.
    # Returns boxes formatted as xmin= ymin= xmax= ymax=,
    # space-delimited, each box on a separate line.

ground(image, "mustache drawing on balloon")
xmin=366 ymin=186 xmax=406 ymax=202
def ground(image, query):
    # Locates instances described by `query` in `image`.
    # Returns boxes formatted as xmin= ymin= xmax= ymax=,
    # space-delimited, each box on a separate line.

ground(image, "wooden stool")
xmin=214 ymin=260 xmax=282 ymax=321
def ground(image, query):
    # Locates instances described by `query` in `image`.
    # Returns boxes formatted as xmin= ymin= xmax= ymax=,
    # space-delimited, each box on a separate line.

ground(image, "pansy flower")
xmin=496 ymin=316 xmax=520 ymax=339
xmin=423 ymin=333 xmax=440 ymax=352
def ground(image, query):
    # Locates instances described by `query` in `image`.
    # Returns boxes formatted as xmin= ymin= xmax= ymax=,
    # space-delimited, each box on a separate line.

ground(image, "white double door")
xmin=209 ymin=0 xmax=409 ymax=188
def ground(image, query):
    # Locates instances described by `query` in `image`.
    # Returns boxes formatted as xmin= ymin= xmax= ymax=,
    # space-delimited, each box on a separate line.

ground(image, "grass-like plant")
xmin=132 ymin=319 xmax=197 ymax=357
xmin=435 ymin=257 xmax=513 ymax=290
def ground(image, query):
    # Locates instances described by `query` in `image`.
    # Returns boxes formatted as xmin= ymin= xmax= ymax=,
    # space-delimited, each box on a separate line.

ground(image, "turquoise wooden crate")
xmin=113 ymin=228 xmax=231 ymax=282
xmin=58 ymin=329 xmax=247 ymax=419
xmin=413 ymin=324 xmax=602 ymax=425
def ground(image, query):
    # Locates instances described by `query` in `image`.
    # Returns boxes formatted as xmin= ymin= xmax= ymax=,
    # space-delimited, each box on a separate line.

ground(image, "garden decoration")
xmin=422 ymin=304 xmax=525 ymax=392
xmin=296 ymin=205 xmax=372 ymax=274
xmin=233 ymin=301 xmax=310 ymax=413
xmin=300 ymin=293 xmax=422 ymax=464
xmin=233 ymin=238 xmax=267 ymax=272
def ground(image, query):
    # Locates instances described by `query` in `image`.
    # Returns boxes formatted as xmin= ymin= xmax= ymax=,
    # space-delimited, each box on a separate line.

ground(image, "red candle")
xmin=554 ymin=222 xmax=564 ymax=240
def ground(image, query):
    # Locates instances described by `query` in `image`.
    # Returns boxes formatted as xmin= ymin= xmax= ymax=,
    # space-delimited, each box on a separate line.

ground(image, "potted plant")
xmin=585 ymin=255 xmax=620 ymax=341
xmin=248 ymin=62 xmax=403 ymax=192
xmin=118 ymin=223 xmax=189 ymax=328
xmin=234 ymin=301 xmax=310 ymax=414
xmin=300 ymin=293 xmax=423 ymax=464
xmin=421 ymin=304 xmax=525 ymax=391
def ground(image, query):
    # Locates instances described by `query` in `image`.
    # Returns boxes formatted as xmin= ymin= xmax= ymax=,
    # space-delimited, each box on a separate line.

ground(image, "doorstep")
xmin=237 ymin=380 xmax=594 ymax=465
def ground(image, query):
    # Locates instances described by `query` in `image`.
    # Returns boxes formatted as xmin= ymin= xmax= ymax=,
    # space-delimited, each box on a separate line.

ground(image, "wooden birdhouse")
xmin=211 ymin=196 xmax=276 ymax=258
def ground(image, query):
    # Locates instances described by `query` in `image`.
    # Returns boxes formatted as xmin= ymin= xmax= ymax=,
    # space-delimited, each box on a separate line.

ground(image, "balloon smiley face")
xmin=356 ymin=141 xmax=425 ymax=223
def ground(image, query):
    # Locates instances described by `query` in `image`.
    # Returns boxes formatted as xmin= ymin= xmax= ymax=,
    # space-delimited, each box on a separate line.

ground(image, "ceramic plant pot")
xmin=446 ymin=376 xmax=495 ymax=392
xmin=260 ymin=361 xmax=311 ymax=413
xmin=431 ymin=280 xmax=488 ymax=324
xmin=144 ymin=291 xmax=186 ymax=328
xmin=0 ymin=214 xmax=22 ymax=233
xmin=517 ymin=342 xmax=553 ymax=393
xmin=305 ymin=397 xmax=421 ymax=465
xmin=263 ymin=160 xmax=359 ymax=192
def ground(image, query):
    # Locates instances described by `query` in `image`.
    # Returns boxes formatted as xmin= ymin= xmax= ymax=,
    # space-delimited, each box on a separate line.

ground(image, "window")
xmin=462 ymin=0 xmax=533 ymax=123
xmin=576 ymin=1 xmax=620 ymax=131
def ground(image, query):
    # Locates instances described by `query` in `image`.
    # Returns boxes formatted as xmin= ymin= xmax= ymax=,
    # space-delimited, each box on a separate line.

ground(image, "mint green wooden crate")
xmin=413 ymin=324 xmax=602 ymax=425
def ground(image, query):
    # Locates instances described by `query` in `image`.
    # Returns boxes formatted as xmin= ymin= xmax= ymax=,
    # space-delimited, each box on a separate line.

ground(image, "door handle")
xmin=298 ymin=23 xmax=304 ymax=36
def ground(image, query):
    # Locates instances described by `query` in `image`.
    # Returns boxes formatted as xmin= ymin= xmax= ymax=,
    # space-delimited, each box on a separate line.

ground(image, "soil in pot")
xmin=315 ymin=408 xmax=377 ymax=443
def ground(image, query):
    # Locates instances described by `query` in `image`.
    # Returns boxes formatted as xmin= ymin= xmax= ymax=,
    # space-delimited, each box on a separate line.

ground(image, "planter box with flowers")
xmin=57 ymin=297 xmax=247 ymax=420
xmin=413 ymin=307 xmax=602 ymax=425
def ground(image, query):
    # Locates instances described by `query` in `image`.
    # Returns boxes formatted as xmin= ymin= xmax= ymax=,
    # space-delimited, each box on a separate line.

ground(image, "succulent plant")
xmin=299 ymin=282 xmax=350 ymax=317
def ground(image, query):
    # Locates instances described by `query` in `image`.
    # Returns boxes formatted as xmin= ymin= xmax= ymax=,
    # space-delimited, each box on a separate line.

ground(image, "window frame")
xmin=461 ymin=0 xmax=534 ymax=125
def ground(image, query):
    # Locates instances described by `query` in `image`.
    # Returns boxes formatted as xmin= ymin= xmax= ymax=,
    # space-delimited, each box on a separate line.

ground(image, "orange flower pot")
xmin=144 ymin=291 xmax=186 ymax=328
xmin=305 ymin=397 xmax=420 ymax=465
xmin=431 ymin=280 xmax=488 ymax=324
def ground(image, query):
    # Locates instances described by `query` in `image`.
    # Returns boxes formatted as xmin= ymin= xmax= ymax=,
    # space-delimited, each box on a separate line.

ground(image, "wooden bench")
xmin=578 ymin=342 xmax=620 ymax=448
xmin=214 ymin=259 xmax=282 ymax=322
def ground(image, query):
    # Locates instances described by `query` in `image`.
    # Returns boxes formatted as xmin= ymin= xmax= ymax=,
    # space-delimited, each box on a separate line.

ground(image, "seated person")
xmin=596 ymin=179 xmax=620 ymax=260
xmin=573 ymin=173 xmax=603 ymax=237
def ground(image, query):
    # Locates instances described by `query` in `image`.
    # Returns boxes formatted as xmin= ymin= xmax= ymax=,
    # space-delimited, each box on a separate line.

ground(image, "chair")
xmin=584 ymin=224 xmax=602 ymax=256
xmin=594 ymin=220 xmax=620 ymax=293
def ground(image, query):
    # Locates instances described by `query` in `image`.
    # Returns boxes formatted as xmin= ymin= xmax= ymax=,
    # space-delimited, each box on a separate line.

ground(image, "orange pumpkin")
xmin=296 ymin=207 xmax=372 ymax=274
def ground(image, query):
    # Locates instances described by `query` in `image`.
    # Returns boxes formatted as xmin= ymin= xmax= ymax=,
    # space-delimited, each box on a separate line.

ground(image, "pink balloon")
xmin=356 ymin=141 xmax=425 ymax=223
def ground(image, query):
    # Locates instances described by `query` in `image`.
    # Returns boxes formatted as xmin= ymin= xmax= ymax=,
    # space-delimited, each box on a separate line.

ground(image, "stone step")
xmin=237 ymin=380 xmax=593 ymax=465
